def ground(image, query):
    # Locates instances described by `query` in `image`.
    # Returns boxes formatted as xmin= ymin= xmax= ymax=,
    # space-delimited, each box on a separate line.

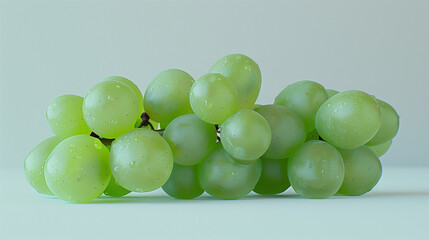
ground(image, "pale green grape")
xmin=44 ymin=135 xmax=111 ymax=203
xmin=368 ymin=140 xmax=392 ymax=157
xmin=220 ymin=109 xmax=271 ymax=163
xmin=253 ymin=104 xmax=263 ymax=111
xmin=162 ymin=163 xmax=204 ymax=199
xmin=208 ymin=54 xmax=261 ymax=109
xmin=46 ymin=95 xmax=91 ymax=138
xmin=199 ymin=144 xmax=262 ymax=200
xmin=24 ymin=136 xmax=63 ymax=195
xmin=104 ymin=175 xmax=131 ymax=197
xmin=190 ymin=73 xmax=239 ymax=124
xmin=338 ymin=146 xmax=382 ymax=196
xmin=83 ymin=81 xmax=140 ymax=139
xmin=288 ymin=140 xmax=344 ymax=199
xmin=253 ymin=157 xmax=290 ymax=195
xmin=255 ymin=105 xmax=307 ymax=159
xmin=104 ymin=76 xmax=144 ymax=115
xmin=306 ymin=129 xmax=320 ymax=141
xmin=163 ymin=114 xmax=217 ymax=166
xmin=144 ymin=69 xmax=194 ymax=124
xmin=326 ymin=89 xmax=339 ymax=98
xmin=110 ymin=128 xmax=173 ymax=192
xmin=275 ymin=80 xmax=329 ymax=133
xmin=366 ymin=99 xmax=399 ymax=146
xmin=315 ymin=90 xmax=382 ymax=149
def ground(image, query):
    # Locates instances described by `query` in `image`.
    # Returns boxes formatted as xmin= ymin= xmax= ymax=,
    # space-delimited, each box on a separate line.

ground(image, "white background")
xmin=0 ymin=0 xmax=428 ymax=239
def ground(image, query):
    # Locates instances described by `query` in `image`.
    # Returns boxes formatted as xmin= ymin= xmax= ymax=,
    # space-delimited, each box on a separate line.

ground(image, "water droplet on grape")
xmin=129 ymin=161 xmax=136 ymax=168
xmin=114 ymin=166 xmax=119 ymax=172
xmin=322 ymin=169 xmax=326 ymax=175
xmin=244 ymin=65 xmax=251 ymax=71
xmin=116 ymin=84 xmax=121 ymax=88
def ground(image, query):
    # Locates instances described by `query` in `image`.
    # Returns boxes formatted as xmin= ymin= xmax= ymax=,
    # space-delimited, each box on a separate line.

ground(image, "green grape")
xmin=253 ymin=157 xmax=290 ymax=195
xmin=337 ymin=146 xmax=382 ymax=196
xmin=253 ymin=104 xmax=263 ymax=111
xmin=306 ymin=129 xmax=320 ymax=141
xmin=368 ymin=140 xmax=392 ymax=157
xmin=162 ymin=163 xmax=204 ymax=199
xmin=159 ymin=122 xmax=168 ymax=129
xmin=83 ymin=81 xmax=140 ymax=139
xmin=288 ymin=140 xmax=344 ymax=199
xmin=46 ymin=95 xmax=92 ymax=138
xmin=220 ymin=109 xmax=271 ymax=163
xmin=104 ymin=76 xmax=144 ymax=115
xmin=44 ymin=135 xmax=111 ymax=203
xmin=208 ymin=54 xmax=261 ymax=109
xmin=366 ymin=99 xmax=399 ymax=146
xmin=190 ymin=73 xmax=239 ymax=124
xmin=144 ymin=69 xmax=194 ymax=124
xmin=315 ymin=90 xmax=382 ymax=149
xmin=104 ymin=175 xmax=131 ymax=197
xmin=199 ymin=144 xmax=262 ymax=199
xmin=24 ymin=136 xmax=63 ymax=195
xmin=255 ymin=105 xmax=307 ymax=159
xmin=326 ymin=89 xmax=339 ymax=98
xmin=163 ymin=114 xmax=217 ymax=166
xmin=110 ymin=128 xmax=173 ymax=192
xmin=275 ymin=80 xmax=329 ymax=133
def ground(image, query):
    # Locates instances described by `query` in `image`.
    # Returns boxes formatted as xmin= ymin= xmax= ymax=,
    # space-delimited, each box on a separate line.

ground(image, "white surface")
xmin=1 ymin=0 xmax=429 ymax=168
xmin=1 ymin=166 xmax=428 ymax=240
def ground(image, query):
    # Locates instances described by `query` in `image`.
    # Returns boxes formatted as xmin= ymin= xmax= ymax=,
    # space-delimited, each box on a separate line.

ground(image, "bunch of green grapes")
xmin=24 ymin=54 xmax=399 ymax=203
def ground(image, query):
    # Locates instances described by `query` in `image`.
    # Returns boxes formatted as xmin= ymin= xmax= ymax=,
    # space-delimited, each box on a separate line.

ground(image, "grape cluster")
xmin=24 ymin=54 xmax=399 ymax=203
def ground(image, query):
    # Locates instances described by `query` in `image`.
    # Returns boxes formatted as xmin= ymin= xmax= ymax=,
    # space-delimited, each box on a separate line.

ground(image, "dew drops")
xmin=114 ymin=166 xmax=119 ymax=172
xmin=321 ymin=169 xmax=326 ymax=175
xmin=107 ymin=96 xmax=113 ymax=100
xmin=129 ymin=161 xmax=136 ymax=168
xmin=116 ymin=84 xmax=121 ymax=88
xmin=244 ymin=65 xmax=252 ymax=71
xmin=94 ymin=140 xmax=102 ymax=149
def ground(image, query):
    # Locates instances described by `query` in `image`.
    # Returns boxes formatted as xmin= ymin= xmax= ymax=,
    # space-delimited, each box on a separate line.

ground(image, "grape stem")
xmin=90 ymin=132 xmax=114 ymax=145
xmin=138 ymin=112 xmax=155 ymax=130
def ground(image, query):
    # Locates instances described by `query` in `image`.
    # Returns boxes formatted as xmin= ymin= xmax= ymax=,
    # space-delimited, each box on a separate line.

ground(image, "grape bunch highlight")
xmin=24 ymin=54 xmax=400 ymax=203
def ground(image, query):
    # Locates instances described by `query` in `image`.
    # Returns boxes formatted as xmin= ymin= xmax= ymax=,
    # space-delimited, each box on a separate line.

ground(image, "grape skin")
xmin=24 ymin=136 xmax=63 ymax=195
xmin=46 ymin=95 xmax=91 ymax=138
xmin=110 ymin=128 xmax=173 ymax=192
xmin=44 ymin=135 xmax=111 ymax=203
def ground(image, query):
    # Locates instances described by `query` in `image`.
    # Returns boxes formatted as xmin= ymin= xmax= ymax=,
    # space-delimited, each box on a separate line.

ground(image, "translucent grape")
xmin=315 ymin=90 xmax=382 ymax=149
xmin=253 ymin=157 xmax=290 ymax=195
xmin=189 ymin=73 xmax=239 ymax=124
xmin=83 ymin=81 xmax=140 ymax=139
xmin=24 ymin=136 xmax=63 ymax=195
xmin=104 ymin=76 xmax=144 ymax=115
xmin=144 ymin=69 xmax=194 ymax=124
xmin=104 ymin=175 xmax=131 ymax=197
xmin=46 ymin=95 xmax=91 ymax=138
xmin=368 ymin=140 xmax=392 ymax=157
xmin=366 ymin=99 xmax=399 ymax=146
xmin=255 ymin=105 xmax=307 ymax=159
xmin=220 ymin=109 xmax=271 ymax=163
xmin=337 ymin=146 xmax=382 ymax=196
xmin=275 ymin=80 xmax=329 ymax=133
xmin=162 ymin=163 xmax=204 ymax=199
xmin=199 ymin=144 xmax=262 ymax=199
xmin=326 ymin=89 xmax=339 ymax=98
xmin=163 ymin=114 xmax=217 ymax=166
xmin=209 ymin=54 xmax=261 ymax=109
xmin=288 ymin=140 xmax=344 ymax=199
xmin=44 ymin=135 xmax=111 ymax=203
xmin=110 ymin=128 xmax=173 ymax=192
